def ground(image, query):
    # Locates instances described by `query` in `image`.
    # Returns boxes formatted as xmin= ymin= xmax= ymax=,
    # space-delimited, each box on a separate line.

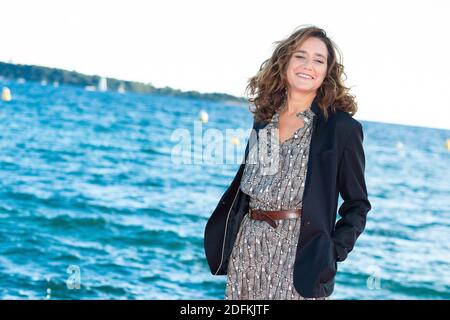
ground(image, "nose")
xmin=302 ymin=59 xmax=313 ymax=70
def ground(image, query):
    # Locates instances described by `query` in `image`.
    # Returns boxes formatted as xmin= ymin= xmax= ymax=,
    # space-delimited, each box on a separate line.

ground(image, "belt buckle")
xmin=262 ymin=212 xmax=278 ymax=229
xmin=254 ymin=209 xmax=278 ymax=229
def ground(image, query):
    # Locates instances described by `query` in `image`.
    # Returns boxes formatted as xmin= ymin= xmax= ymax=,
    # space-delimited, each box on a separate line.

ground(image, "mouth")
xmin=296 ymin=72 xmax=314 ymax=80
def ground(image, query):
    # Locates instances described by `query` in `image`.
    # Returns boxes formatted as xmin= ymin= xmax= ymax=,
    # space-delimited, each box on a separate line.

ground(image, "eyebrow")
xmin=294 ymin=50 xmax=327 ymax=60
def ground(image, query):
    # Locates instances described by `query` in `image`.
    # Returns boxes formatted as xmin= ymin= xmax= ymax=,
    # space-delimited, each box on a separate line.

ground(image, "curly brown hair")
xmin=245 ymin=24 xmax=357 ymax=123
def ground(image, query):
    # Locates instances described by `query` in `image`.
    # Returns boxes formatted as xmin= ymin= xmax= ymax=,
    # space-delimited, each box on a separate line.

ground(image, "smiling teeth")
xmin=296 ymin=73 xmax=313 ymax=79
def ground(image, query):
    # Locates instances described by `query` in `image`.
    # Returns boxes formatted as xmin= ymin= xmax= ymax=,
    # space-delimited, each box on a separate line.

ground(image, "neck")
xmin=283 ymin=91 xmax=316 ymax=115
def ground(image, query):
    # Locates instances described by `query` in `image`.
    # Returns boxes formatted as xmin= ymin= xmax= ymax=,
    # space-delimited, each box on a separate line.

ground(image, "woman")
xmin=203 ymin=25 xmax=371 ymax=300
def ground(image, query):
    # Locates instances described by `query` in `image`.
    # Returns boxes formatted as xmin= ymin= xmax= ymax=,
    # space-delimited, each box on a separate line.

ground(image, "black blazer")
xmin=203 ymin=95 xmax=372 ymax=298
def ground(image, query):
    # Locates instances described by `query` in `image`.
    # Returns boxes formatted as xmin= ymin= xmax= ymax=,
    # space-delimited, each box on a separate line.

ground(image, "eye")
xmin=296 ymin=55 xmax=324 ymax=64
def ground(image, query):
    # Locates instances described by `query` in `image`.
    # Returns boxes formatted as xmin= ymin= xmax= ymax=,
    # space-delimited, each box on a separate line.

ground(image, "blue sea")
xmin=0 ymin=79 xmax=449 ymax=300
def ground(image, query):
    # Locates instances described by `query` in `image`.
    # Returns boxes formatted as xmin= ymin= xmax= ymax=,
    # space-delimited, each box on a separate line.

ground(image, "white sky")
xmin=1 ymin=0 xmax=449 ymax=130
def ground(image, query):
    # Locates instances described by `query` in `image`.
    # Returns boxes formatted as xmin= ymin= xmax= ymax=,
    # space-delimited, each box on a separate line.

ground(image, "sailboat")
xmin=98 ymin=77 xmax=108 ymax=92
xmin=117 ymin=82 xmax=126 ymax=93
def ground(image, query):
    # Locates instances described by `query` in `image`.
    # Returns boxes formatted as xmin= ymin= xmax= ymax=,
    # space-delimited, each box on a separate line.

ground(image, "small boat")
xmin=84 ymin=85 xmax=97 ymax=91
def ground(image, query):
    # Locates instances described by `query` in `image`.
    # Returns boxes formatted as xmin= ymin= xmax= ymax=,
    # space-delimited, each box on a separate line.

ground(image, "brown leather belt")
xmin=249 ymin=208 xmax=302 ymax=229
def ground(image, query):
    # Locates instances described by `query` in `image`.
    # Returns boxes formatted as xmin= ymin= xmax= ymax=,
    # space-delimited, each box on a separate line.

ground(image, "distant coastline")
xmin=0 ymin=61 xmax=248 ymax=107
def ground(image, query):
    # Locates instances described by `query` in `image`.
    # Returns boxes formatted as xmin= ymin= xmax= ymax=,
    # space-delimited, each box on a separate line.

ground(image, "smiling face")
xmin=286 ymin=37 xmax=329 ymax=95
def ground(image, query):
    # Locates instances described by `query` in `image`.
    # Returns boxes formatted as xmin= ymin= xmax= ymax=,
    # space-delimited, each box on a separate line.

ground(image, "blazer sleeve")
xmin=332 ymin=122 xmax=371 ymax=262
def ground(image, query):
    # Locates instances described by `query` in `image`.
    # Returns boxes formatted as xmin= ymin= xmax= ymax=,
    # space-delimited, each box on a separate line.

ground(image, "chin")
xmin=292 ymin=86 xmax=315 ymax=93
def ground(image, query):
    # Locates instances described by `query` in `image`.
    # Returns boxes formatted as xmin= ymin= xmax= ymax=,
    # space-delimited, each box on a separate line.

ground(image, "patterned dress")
xmin=224 ymin=105 xmax=328 ymax=300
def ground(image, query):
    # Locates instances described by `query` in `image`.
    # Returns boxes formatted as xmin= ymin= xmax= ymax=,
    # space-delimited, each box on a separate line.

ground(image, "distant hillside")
xmin=0 ymin=61 xmax=248 ymax=106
